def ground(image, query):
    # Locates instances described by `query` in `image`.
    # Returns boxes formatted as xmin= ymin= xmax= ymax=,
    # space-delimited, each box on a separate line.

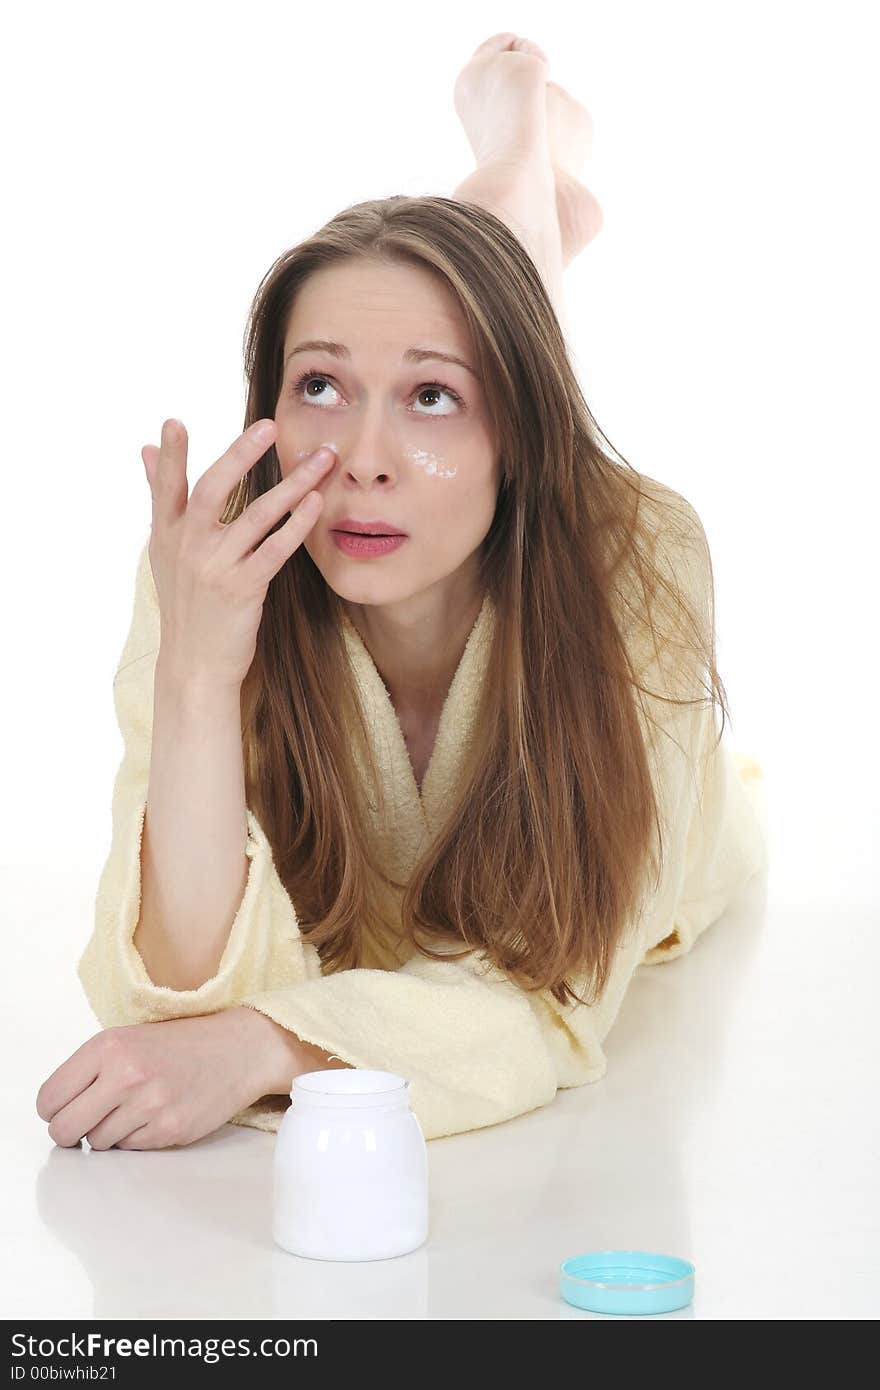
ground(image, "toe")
xmin=473 ymin=32 xmax=519 ymax=56
xmin=511 ymin=36 xmax=549 ymax=64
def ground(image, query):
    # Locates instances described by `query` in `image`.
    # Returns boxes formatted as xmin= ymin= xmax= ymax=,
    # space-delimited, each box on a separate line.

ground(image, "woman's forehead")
xmin=285 ymin=261 xmax=474 ymax=360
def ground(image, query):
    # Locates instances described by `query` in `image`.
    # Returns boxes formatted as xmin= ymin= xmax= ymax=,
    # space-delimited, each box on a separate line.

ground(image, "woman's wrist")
xmin=230 ymin=1005 xmax=353 ymax=1097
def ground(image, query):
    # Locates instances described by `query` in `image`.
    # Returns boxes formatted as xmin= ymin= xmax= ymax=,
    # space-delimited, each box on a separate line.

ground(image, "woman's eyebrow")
xmin=284 ymin=339 xmax=477 ymax=377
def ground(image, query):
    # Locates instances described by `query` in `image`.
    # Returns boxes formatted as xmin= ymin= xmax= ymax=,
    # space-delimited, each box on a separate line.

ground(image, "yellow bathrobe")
xmin=77 ymin=510 xmax=769 ymax=1141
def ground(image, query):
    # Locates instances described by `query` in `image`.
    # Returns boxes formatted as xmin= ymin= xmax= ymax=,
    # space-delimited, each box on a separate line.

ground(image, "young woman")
xmin=37 ymin=34 xmax=767 ymax=1151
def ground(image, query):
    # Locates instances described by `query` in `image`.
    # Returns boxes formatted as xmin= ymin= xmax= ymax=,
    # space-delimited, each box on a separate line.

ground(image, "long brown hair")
xmin=220 ymin=194 xmax=730 ymax=1007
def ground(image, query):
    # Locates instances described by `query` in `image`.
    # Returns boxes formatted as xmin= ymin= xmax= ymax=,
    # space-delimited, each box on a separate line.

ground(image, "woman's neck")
xmin=343 ymin=581 xmax=485 ymax=721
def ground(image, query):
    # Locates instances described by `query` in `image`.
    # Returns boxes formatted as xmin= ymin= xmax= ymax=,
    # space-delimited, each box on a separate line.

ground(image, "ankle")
xmin=451 ymin=159 xmax=556 ymax=253
xmin=450 ymin=163 xmax=568 ymax=333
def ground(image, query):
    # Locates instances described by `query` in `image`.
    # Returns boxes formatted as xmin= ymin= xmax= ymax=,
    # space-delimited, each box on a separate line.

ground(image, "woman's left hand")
xmin=35 ymin=1007 xmax=281 ymax=1150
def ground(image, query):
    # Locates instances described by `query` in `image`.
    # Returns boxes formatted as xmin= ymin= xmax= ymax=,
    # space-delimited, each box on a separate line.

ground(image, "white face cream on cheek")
xmin=403 ymin=446 xmax=457 ymax=479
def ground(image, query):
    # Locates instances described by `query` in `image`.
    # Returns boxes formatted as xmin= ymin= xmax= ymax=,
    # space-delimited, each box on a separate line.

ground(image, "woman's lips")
xmin=331 ymin=531 xmax=409 ymax=558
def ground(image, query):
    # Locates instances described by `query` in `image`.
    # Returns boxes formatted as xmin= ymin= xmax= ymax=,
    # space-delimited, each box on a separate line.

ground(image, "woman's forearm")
xmin=133 ymin=660 xmax=250 ymax=991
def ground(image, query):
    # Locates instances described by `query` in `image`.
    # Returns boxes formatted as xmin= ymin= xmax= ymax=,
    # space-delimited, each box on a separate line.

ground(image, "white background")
xmin=2 ymin=0 xmax=877 ymax=1319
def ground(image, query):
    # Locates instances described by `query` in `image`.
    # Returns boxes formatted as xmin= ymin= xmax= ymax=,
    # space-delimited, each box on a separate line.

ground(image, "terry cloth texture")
xmin=78 ymin=496 xmax=768 ymax=1141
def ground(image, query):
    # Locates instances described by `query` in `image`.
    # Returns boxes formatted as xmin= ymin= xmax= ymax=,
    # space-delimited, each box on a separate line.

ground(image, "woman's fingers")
xmin=141 ymin=443 xmax=159 ymax=486
xmin=143 ymin=418 xmax=190 ymax=520
xmin=189 ymin=419 xmax=279 ymax=524
xmin=85 ymin=1102 xmax=163 ymax=1151
xmin=36 ymin=1035 xmax=102 ymax=1126
xmin=234 ymin=447 xmax=334 ymax=577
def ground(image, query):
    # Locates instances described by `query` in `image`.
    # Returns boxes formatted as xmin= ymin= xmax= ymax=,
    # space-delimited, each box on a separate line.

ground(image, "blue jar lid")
xmin=560 ymin=1250 xmax=695 ymax=1316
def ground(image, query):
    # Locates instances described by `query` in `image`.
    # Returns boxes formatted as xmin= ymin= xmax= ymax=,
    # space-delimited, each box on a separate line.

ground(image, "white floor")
xmin=5 ymin=845 xmax=878 ymax=1320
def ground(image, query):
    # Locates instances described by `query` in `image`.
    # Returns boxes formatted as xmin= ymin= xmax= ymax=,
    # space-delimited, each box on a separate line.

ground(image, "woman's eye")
xmin=293 ymin=374 xmax=340 ymax=408
xmin=289 ymin=371 xmax=465 ymax=416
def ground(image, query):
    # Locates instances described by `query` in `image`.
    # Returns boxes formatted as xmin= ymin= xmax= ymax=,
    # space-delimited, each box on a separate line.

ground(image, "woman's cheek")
xmin=398 ymin=443 xmax=458 ymax=481
xmin=274 ymin=412 xmax=340 ymax=477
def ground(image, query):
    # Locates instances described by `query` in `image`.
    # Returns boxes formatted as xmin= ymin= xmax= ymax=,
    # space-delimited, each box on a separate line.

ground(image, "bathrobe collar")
xmin=339 ymin=592 xmax=497 ymax=874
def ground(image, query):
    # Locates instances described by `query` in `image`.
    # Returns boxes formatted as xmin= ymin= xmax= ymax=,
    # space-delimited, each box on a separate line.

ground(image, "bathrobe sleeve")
xmin=78 ymin=515 xmax=768 ymax=1144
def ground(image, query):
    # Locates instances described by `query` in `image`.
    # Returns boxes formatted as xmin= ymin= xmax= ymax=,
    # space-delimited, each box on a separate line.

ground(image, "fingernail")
xmin=308 ymin=447 xmax=333 ymax=466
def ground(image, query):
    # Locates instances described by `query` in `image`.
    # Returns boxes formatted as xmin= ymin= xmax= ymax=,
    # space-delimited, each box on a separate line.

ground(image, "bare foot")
xmin=545 ymin=78 xmax=593 ymax=175
xmin=453 ymin=31 xmax=551 ymax=169
xmin=453 ymin=32 xmax=603 ymax=267
xmin=553 ymin=166 xmax=604 ymax=267
xmin=546 ymin=79 xmax=604 ymax=263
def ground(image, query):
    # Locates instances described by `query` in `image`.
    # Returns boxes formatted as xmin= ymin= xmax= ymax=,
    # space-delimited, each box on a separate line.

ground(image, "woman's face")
xmin=274 ymin=258 xmax=501 ymax=610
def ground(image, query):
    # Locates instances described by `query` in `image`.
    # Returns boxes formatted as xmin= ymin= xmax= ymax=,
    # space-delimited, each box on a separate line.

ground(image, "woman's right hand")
xmin=141 ymin=417 xmax=334 ymax=690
